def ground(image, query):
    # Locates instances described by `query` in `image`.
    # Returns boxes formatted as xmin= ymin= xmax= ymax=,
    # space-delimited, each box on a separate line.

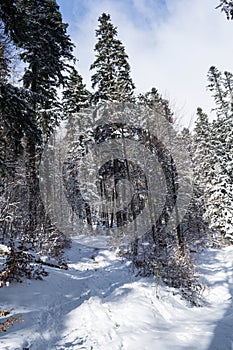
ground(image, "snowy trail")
xmin=1 ymin=237 xmax=233 ymax=349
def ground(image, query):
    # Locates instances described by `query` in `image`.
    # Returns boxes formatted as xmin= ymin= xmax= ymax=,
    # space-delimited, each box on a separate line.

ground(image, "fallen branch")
xmin=35 ymin=259 xmax=68 ymax=270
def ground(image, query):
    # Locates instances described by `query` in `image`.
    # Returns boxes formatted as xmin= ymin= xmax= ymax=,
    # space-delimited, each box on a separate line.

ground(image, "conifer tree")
xmin=191 ymin=108 xmax=213 ymax=241
xmin=193 ymin=68 xmax=233 ymax=244
xmin=62 ymin=67 xmax=90 ymax=147
xmin=0 ymin=22 xmax=40 ymax=182
xmin=0 ymin=0 xmax=74 ymax=242
xmin=193 ymin=108 xmax=212 ymax=185
xmin=137 ymin=87 xmax=173 ymax=122
xmin=204 ymin=117 xmax=233 ymax=242
xmin=90 ymin=13 xmax=135 ymax=104
xmin=207 ymin=66 xmax=229 ymax=117
xmin=178 ymin=128 xmax=203 ymax=248
xmin=0 ymin=0 xmax=74 ymax=138
xmin=63 ymin=67 xmax=90 ymax=117
xmin=217 ymin=0 xmax=233 ymax=19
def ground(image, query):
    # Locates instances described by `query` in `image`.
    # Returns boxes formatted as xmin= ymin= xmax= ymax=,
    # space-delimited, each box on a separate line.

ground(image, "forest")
xmin=0 ymin=0 xmax=233 ymax=348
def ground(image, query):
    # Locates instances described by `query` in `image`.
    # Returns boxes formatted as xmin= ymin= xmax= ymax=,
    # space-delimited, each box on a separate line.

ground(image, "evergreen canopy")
xmin=0 ymin=0 xmax=74 ymax=94
xmin=90 ymin=13 xmax=135 ymax=104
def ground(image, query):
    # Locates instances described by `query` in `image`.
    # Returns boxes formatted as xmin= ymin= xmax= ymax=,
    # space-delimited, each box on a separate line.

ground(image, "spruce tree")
xmin=137 ymin=87 xmax=173 ymax=123
xmin=0 ymin=0 xmax=74 ymax=138
xmin=0 ymin=24 xmax=40 ymax=182
xmin=62 ymin=66 xmax=90 ymax=156
xmin=207 ymin=66 xmax=229 ymax=117
xmin=192 ymin=108 xmax=213 ymax=241
xmin=0 ymin=0 xmax=74 ymax=242
xmin=90 ymin=13 xmax=135 ymax=104
xmin=217 ymin=0 xmax=233 ymax=19
xmin=63 ymin=67 xmax=90 ymax=117
xmin=193 ymin=68 xmax=233 ymax=244
xmin=206 ymin=67 xmax=233 ymax=188
xmin=193 ymin=108 xmax=212 ymax=186
xmin=204 ymin=116 xmax=233 ymax=242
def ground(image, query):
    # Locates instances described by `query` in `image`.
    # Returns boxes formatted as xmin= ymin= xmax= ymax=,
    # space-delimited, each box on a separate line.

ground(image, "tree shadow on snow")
xmin=205 ymin=249 xmax=233 ymax=350
xmin=1 ymin=238 xmax=139 ymax=349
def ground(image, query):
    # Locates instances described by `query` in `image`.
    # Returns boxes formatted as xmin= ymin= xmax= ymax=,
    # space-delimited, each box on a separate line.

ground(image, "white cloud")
xmin=63 ymin=0 xmax=233 ymax=128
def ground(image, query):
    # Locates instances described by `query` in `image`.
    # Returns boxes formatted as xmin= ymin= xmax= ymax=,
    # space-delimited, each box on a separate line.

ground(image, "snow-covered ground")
xmin=1 ymin=236 xmax=233 ymax=350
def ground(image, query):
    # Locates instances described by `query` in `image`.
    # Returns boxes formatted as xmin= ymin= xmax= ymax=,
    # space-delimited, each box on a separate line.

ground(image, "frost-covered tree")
xmin=62 ymin=67 xmax=90 ymax=142
xmin=63 ymin=67 xmax=90 ymax=116
xmin=206 ymin=67 xmax=233 ymax=242
xmin=112 ymin=90 xmax=202 ymax=304
xmin=193 ymin=68 xmax=233 ymax=244
xmin=61 ymin=68 xmax=91 ymax=225
xmin=90 ymin=13 xmax=135 ymax=104
xmin=207 ymin=66 xmax=229 ymax=117
xmin=0 ymin=0 xmax=73 ymax=250
xmin=0 ymin=22 xmax=41 ymax=186
xmin=217 ymin=0 xmax=233 ymax=19
xmin=204 ymin=118 xmax=233 ymax=242
xmin=137 ymin=87 xmax=173 ymax=123
xmin=193 ymin=108 xmax=212 ymax=188
xmin=190 ymin=108 xmax=214 ymax=244
xmin=0 ymin=0 xmax=74 ymax=138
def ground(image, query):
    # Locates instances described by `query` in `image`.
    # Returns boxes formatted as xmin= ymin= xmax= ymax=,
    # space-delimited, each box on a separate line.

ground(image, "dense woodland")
xmin=0 ymin=0 xmax=233 ymax=330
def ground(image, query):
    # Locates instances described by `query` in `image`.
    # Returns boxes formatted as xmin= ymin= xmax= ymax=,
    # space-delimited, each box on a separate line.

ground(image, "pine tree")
xmin=137 ymin=87 xmax=173 ymax=123
xmin=0 ymin=0 xmax=74 ymax=137
xmin=193 ymin=108 xmax=212 ymax=187
xmin=204 ymin=117 xmax=233 ymax=242
xmin=207 ymin=67 xmax=233 ymax=242
xmin=191 ymin=108 xmax=213 ymax=243
xmin=217 ymin=0 xmax=233 ymax=19
xmin=193 ymin=68 xmax=233 ymax=244
xmin=223 ymin=71 xmax=233 ymax=114
xmin=0 ymin=25 xmax=41 ymax=183
xmin=63 ymin=67 xmax=90 ymax=116
xmin=90 ymin=13 xmax=135 ymax=104
xmin=62 ymin=67 xmax=91 ymax=160
xmin=207 ymin=66 xmax=229 ymax=117
xmin=0 ymin=0 xmax=74 ymax=245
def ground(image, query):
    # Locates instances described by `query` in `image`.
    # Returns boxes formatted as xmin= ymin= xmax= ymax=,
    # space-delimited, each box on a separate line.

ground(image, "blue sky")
xmin=58 ymin=0 xmax=169 ymax=30
xmin=56 ymin=0 xmax=233 ymax=128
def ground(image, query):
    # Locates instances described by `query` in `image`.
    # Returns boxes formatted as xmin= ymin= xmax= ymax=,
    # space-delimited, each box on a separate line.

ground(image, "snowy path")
xmin=1 ymin=237 xmax=233 ymax=350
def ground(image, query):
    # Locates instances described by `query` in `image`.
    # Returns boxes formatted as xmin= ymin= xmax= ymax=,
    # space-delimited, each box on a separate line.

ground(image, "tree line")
xmin=0 ymin=0 xmax=232 ymax=324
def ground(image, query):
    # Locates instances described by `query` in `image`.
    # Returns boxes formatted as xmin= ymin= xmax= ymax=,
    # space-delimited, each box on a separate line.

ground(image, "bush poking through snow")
xmin=121 ymin=234 xmax=203 ymax=306
xmin=0 ymin=309 xmax=22 ymax=333
xmin=1 ymin=240 xmax=48 ymax=283
xmin=0 ymin=259 xmax=22 ymax=333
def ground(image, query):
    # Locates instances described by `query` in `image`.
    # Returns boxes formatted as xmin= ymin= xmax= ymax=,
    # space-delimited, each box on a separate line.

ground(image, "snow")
xmin=0 ymin=245 xmax=10 ymax=254
xmin=1 ymin=237 xmax=233 ymax=349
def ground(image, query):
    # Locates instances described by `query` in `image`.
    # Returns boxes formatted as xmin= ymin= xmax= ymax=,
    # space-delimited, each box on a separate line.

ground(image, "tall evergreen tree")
xmin=193 ymin=108 xmax=212 ymax=186
xmin=0 ymin=0 xmax=74 ymax=138
xmin=137 ymin=87 xmax=173 ymax=123
xmin=0 ymin=0 xmax=74 ymax=240
xmin=63 ymin=67 xmax=90 ymax=116
xmin=0 ymin=21 xmax=40 ymax=182
xmin=90 ymin=13 xmax=135 ymax=104
xmin=207 ymin=66 xmax=229 ymax=117
xmin=193 ymin=68 xmax=233 ymax=244
xmin=178 ymin=127 xmax=207 ymax=248
xmin=205 ymin=116 xmax=233 ymax=242
xmin=208 ymin=67 xmax=233 ymax=117
xmin=191 ymin=108 xmax=213 ymax=241
xmin=62 ymin=66 xmax=90 ymax=147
